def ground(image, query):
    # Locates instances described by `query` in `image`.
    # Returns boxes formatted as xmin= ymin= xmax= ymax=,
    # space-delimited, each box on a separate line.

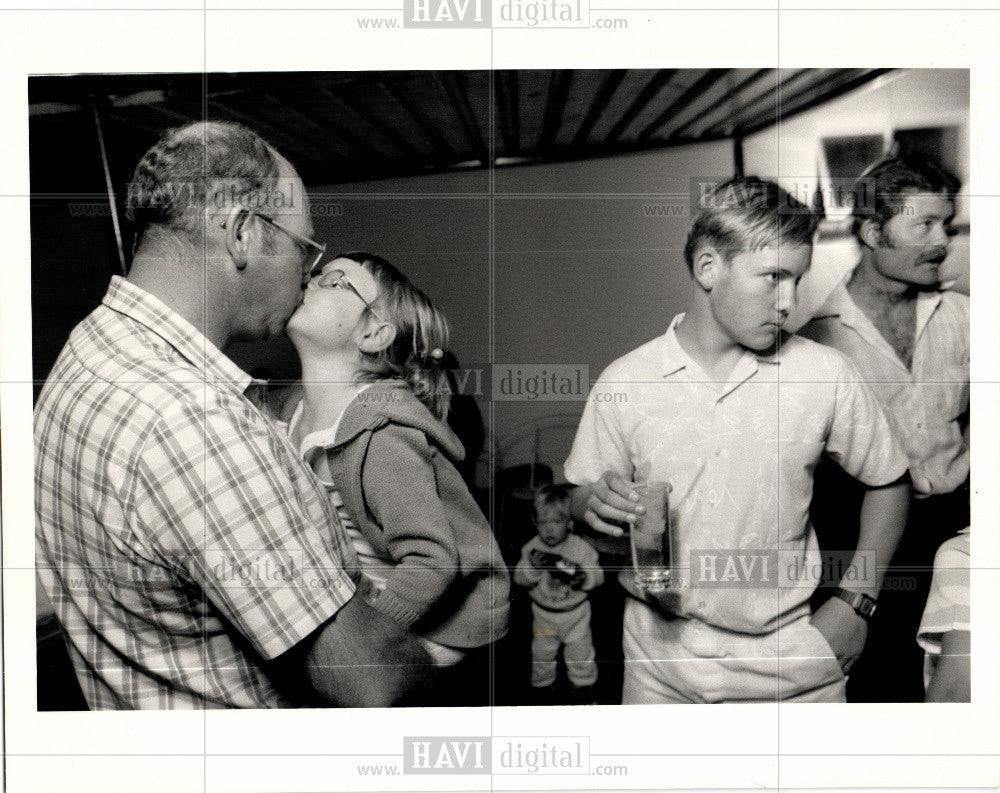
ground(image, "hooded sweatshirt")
xmin=297 ymin=381 xmax=510 ymax=649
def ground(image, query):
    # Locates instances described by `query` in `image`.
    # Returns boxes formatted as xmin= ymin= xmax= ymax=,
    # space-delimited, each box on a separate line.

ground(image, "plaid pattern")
xmin=35 ymin=277 xmax=358 ymax=709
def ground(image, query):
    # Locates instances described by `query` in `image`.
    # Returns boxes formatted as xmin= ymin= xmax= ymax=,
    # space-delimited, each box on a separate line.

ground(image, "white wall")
xmin=284 ymin=141 xmax=733 ymax=484
xmin=229 ymin=68 xmax=968 ymax=485
xmin=743 ymin=69 xmax=969 ymax=216
xmin=492 ymin=142 xmax=734 ymax=475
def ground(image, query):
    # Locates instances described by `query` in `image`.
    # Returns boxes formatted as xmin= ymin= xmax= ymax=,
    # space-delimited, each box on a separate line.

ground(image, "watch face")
xmin=836 ymin=589 xmax=876 ymax=620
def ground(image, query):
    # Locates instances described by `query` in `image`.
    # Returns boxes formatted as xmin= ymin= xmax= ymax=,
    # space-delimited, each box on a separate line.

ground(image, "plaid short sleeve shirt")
xmin=35 ymin=277 xmax=358 ymax=709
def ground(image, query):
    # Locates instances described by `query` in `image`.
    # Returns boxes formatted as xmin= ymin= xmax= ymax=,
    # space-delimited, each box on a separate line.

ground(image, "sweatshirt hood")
xmin=332 ymin=380 xmax=466 ymax=462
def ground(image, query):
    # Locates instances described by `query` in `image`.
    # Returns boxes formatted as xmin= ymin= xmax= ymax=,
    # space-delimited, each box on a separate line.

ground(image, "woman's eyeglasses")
xmin=309 ymin=266 xmax=385 ymax=322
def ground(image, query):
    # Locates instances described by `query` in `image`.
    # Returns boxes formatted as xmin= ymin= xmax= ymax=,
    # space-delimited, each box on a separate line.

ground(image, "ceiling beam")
xmin=261 ymin=92 xmax=366 ymax=162
xmin=539 ymin=69 xmax=573 ymax=150
xmin=507 ymin=72 xmax=521 ymax=154
xmin=669 ymin=68 xmax=771 ymax=140
xmin=438 ymin=72 xmax=489 ymax=165
xmin=379 ymin=78 xmax=455 ymax=164
xmin=139 ymin=100 xmax=199 ymax=128
xmin=205 ymin=99 xmax=326 ymax=163
xmin=571 ymin=69 xmax=627 ymax=147
xmin=313 ymin=82 xmax=422 ymax=162
xmin=106 ymin=111 xmax=169 ymax=140
xmin=736 ymin=68 xmax=894 ymax=138
xmin=492 ymin=70 xmax=520 ymax=155
xmin=606 ymin=69 xmax=676 ymax=142
xmin=698 ymin=68 xmax=814 ymax=138
xmin=637 ymin=68 xmax=729 ymax=141
xmin=734 ymin=69 xmax=847 ymax=133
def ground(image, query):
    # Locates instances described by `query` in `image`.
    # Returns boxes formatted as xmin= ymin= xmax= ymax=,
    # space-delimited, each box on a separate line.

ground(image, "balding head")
xmin=126 ymin=121 xmax=282 ymax=254
xmin=124 ymin=121 xmax=317 ymax=348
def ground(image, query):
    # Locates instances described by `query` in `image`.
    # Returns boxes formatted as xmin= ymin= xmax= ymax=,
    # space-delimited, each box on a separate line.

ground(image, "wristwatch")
xmin=832 ymin=588 xmax=877 ymax=621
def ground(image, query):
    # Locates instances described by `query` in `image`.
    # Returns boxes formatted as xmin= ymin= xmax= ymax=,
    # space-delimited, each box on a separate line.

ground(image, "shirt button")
xmin=714 ymin=449 xmax=721 ymax=457
xmin=917 ymin=423 xmax=923 ymax=429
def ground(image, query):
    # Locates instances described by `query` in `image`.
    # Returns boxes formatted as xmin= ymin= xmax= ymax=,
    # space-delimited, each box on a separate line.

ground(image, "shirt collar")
xmin=915 ymin=289 xmax=943 ymax=340
xmin=811 ymin=280 xmax=861 ymax=326
xmin=812 ymin=275 xmax=944 ymax=345
xmin=660 ymin=312 xmax=782 ymax=381
xmin=102 ymin=276 xmax=256 ymax=394
xmin=659 ymin=314 xmax=689 ymax=377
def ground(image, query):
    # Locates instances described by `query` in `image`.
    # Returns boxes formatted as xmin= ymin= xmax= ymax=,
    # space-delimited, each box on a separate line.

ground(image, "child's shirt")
xmin=565 ymin=314 xmax=909 ymax=635
xmin=515 ymin=534 xmax=603 ymax=612
xmin=291 ymin=381 xmax=510 ymax=649
xmin=287 ymin=386 xmax=395 ymax=590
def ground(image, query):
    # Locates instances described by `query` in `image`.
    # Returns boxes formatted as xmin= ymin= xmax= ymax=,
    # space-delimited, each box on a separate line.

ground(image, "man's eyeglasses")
xmin=255 ymin=212 xmax=327 ymax=274
xmin=309 ymin=266 xmax=385 ymax=322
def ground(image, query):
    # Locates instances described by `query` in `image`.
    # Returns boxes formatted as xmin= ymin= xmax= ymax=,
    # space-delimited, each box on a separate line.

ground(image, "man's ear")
xmin=358 ymin=319 xmax=396 ymax=355
xmin=692 ymin=246 xmax=723 ymax=291
xmin=221 ymin=205 xmax=256 ymax=270
xmin=858 ymin=218 xmax=882 ymax=250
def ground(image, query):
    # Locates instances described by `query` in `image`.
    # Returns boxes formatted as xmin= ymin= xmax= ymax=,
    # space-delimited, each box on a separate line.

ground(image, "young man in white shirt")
xmin=566 ymin=177 xmax=911 ymax=704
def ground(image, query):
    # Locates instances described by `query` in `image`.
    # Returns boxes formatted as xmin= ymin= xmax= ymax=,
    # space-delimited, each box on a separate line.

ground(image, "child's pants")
xmin=621 ymin=599 xmax=847 ymax=703
xmin=531 ymin=601 xmax=597 ymax=688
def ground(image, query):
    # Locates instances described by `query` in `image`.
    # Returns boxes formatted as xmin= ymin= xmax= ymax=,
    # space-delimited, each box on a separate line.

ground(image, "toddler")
xmin=514 ymin=484 xmax=603 ymax=703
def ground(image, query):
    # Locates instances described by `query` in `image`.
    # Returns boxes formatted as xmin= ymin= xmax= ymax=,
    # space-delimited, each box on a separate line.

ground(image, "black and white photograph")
xmin=29 ymin=66 xmax=972 ymax=710
xmin=3 ymin=6 xmax=999 ymax=793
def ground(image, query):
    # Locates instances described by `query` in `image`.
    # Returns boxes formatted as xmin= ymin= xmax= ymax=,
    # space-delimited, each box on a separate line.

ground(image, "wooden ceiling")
xmin=29 ymin=68 xmax=893 ymax=187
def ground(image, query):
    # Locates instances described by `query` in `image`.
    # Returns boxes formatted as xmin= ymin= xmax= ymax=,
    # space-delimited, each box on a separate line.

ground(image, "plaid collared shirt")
xmin=35 ymin=277 xmax=358 ymax=709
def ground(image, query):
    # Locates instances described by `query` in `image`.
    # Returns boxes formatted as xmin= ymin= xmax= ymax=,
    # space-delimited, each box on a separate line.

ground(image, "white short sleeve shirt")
xmin=565 ymin=315 xmax=909 ymax=634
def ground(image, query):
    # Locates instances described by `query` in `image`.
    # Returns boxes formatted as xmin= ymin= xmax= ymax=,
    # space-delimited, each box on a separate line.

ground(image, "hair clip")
xmin=429 ymin=347 xmax=444 ymax=360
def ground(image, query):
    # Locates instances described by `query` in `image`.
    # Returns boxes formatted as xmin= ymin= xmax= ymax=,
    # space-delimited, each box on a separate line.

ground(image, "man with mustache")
xmin=800 ymin=155 xmax=968 ymax=701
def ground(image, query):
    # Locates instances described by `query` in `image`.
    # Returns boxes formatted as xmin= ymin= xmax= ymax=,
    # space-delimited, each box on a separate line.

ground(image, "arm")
xmin=278 ymin=578 xmax=434 ymax=708
xmin=919 ymin=531 xmax=971 ymax=702
xmin=513 ymin=543 xmax=544 ymax=589
xmin=924 ymin=629 xmax=971 ymax=702
xmin=564 ymin=369 xmax=637 ymax=536
xmin=569 ymin=472 xmax=644 ymax=536
xmin=359 ymin=426 xmax=459 ymax=628
xmin=132 ymin=403 xmax=432 ymax=706
xmin=854 ymin=474 xmax=910 ymax=599
xmin=575 ymin=540 xmax=604 ymax=591
xmin=811 ymin=474 xmax=910 ymax=672
xmin=813 ymin=352 xmax=913 ymax=671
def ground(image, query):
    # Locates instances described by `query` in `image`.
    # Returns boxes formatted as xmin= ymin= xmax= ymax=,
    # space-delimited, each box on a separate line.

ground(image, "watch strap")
xmin=833 ymin=587 xmax=877 ymax=621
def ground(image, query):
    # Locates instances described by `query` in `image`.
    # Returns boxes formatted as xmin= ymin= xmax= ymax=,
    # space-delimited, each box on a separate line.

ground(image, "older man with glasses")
xmin=35 ymin=120 xmax=433 ymax=709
